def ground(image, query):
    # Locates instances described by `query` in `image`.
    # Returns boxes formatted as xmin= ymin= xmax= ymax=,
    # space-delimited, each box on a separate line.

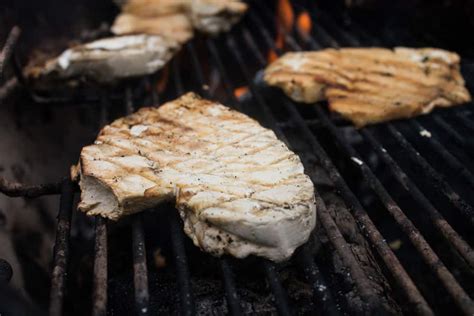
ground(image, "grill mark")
xmin=265 ymin=48 xmax=471 ymax=126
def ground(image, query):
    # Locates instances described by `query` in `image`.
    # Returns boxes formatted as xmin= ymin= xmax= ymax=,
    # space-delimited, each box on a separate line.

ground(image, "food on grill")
xmin=26 ymin=35 xmax=180 ymax=84
xmin=75 ymin=92 xmax=316 ymax=261
xmin=190 ymin=0 xmax=249 ymax=34
xmin=112 ymin=0 xmax=248 ymax=39
xmin=111 ymin=13 xmax=194 ymax=43
xmin=264 ymin=47 xmax=472 ymax=127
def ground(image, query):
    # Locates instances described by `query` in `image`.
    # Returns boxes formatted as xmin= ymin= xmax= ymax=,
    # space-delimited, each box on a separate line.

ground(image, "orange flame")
xmin=296 ymin=11 xmax=312 ymax=35
xmin=234 ymin=86 xmax=249 ymax=98
xmin=277 ymin=0 xmax=294 ymax=32
xmin=267 ymin=0 xmax=295 ymax=63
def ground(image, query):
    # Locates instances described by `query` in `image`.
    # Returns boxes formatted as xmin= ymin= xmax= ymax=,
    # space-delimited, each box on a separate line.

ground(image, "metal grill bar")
xmin=280 ymin=96 xmax=433 ymax=314
xmin=92 ymin=216 xmax=108 ymax=316
xmin=359 ymin=128 xmax=474 ymax=269
xmin=262 ymin=261 xmax=292 ymax=315
xmin=219 ymin=258 xmax=242 ymax=316
xmin=167 ymin=51 xmax=197 ymax=316
xmin=0 ymin=177 xmax=61 ymax=197
xmin=205 ymin=39 xmax=240 ymax=110
xmin=0 ymin=26 xmax=21 ymax=77
xmin=385 ymin=124 xmax=474 ymax=225
xmin=49 ymin=179 xmax=74 ymax=316
xmin=125 ymin=87 xmax=150 ymax=316
xmin=132 ymin=216 xmax=149 ymax=316
xmin=432 ymin=116 xmax=473 ymax=155
xmin=172 ymin=58 xmax=185 ymax=96
xmin=455 ymin=112 xmax=474 ymax=133
xmin=298 ymin=245 xmax=340 ymax=316
xmin=169 ymin=214 xmax=195 ymax=316
xmin=407 ymin=120 xmax=474 ymax=188
xmin=92 ymin=95 xmax=109 ymax=316
xmin=0 ymin=76 xmax=18 ymax=101
xmin=144 ymin=76 xmax=159 ymax=106
xmin=313 ymin=107 xmax=474 ymax=315
xmin=185 ymin=42 xmax=210 ymax=98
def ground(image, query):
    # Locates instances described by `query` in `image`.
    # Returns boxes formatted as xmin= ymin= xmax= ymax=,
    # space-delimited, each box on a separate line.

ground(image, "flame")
xmin=267 ymin=0 xmax=295 ymax=63
xmin=267 ymin=50 xmax=279 ymax=63
xmin=277 ymin=0 xmax=294 ymax=32
xmin=296 ymin=11 xmax=312 ymax=35
xmin=234 ymin=86 xmax=249 ymax=98
xmin=156 ymin=65 xmax=169 ymax=93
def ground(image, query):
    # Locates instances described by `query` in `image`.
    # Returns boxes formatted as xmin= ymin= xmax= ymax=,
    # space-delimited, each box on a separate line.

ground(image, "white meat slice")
xmin=76 ymin=92 xmax=316 ymax=261
xmin=28 ymin=34 xmax=180 ymax=83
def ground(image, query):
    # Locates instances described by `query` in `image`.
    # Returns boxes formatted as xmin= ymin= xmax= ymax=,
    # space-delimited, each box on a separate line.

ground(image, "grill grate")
xmin=0 ymin=1 xmax=473 ymax=315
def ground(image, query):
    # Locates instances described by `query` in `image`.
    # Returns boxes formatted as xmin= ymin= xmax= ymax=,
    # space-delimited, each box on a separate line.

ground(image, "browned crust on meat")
xmin=264 ymin=47 xmax=471 ymax=127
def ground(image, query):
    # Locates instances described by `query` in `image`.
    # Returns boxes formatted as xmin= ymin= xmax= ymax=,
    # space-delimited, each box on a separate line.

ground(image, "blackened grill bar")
xmin=49 ymin=179 xmax=74 ymax=316
xmin=0 ymin=26 xmax=21 ymax=79
xmin=0 ymin=1 xmax=472 ymax=315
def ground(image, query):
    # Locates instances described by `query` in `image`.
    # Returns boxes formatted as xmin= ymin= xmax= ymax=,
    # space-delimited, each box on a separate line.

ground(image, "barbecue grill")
xmin=0 ymin=0 xmax=473 ymax=315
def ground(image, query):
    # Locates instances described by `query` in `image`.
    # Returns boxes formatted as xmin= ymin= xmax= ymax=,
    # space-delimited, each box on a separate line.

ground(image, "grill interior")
xmin=0 ymin=1 xmax=473 ymax=315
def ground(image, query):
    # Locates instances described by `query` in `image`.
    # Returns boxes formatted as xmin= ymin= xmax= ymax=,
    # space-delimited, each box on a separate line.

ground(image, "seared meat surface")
xmin=264 ymin=48 xmax=471 ymax=127
xmin=75 ymin=93 xmax=316 ymax=261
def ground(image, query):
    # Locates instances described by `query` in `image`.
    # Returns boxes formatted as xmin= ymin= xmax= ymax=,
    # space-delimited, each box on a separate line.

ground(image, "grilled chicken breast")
xmin=75 ymin=93 xmax=316 ymax=261
xmin=27 ymin=35 xmax=180 ymax=84
xmin=264 ymin=48 xmax=471 ymax=127
xmin=112 ymin=0 xmax=247 ymax=38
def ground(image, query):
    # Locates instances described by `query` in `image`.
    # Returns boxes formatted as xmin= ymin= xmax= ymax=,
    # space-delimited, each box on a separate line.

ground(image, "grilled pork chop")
xmin=27 ymin=35 xmax=180 ymax=84
xmin=264 ymin=48 xmax=471 ymax=127
xmin=75 ymin=93 xmax=316 ymax=261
